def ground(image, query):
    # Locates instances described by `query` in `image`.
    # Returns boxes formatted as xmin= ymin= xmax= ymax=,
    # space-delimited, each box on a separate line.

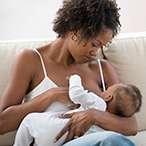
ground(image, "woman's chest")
xmin=44 ymin=63 xmax=103 ymax=95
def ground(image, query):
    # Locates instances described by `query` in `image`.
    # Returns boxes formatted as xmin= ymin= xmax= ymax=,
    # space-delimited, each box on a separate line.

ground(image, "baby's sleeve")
xmin=69 ymin=75 xmax=106 ymax=111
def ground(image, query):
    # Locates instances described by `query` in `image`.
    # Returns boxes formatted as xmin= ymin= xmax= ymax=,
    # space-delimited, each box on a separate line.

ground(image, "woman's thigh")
xmin=63 ymin=131 xmax=136 ymax=146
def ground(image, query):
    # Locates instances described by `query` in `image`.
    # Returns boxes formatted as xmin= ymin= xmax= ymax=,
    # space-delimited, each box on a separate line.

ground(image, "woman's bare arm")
xmin=92 ymin=109 xmax=138 ymax=135
xmin=0 ymin=49 xmax=53 ymax=134
xmin=0 ymin=49 xmax=72 ymax=134
xmin=0 ymin=87 xmax=71 ymax=134
xmin=54 ymin=109 xmax=137 ymax=143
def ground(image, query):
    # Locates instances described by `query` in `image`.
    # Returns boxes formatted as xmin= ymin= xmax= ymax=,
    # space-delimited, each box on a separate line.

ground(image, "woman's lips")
xmin=84 ymin=55 xmax=90 ymax=61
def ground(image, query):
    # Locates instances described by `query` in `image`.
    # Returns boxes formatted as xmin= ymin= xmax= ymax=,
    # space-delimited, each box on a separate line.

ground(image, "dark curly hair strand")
xmin=53 ymin=0 xmax=121 ymax=42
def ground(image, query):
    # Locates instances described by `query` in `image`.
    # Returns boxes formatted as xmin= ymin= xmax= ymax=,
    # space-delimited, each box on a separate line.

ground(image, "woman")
xmin=0 ymin=0 xmax=137 ymax=145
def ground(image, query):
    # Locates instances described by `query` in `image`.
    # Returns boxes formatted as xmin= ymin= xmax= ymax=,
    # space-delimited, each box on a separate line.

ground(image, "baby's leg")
xmin=14 ymin=113 xmax=39 ymax=146
xmin=34 ymin=111 xmax=69 ymax=146
xmin=14 ymin=112 xmax=69 ymax=146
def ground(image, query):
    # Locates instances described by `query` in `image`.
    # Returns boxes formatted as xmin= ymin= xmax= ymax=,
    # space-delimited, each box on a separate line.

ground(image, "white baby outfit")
xmin=14 ymin=49 xmax=106 ymax=146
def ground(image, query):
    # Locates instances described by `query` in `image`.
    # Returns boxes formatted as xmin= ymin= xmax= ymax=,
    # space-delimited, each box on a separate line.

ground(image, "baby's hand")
xmin=66 ymin=75 xmax=72 ymax=82
xmin=69 ymin=104 xmax=80 ymax=110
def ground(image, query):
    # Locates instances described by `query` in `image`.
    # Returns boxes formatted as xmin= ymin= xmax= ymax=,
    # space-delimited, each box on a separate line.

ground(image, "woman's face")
xmin=69 ymin=29 xmax=113 ymax=63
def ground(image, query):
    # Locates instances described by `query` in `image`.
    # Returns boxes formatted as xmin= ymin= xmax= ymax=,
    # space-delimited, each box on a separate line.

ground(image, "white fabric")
xmin=34 ymin=49 xmax=47 ymax=77
xmin=14 ymin=75 xmax=106 ymax=146
xmin=98 ymin=59 xmax=106 ymax=92
xmin=23 ymin=49 xmax=70 ymax=112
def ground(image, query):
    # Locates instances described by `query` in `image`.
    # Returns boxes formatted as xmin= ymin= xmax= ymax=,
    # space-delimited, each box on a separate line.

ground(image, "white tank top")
xmin=23 ymin=49 xmax=105 ymax=112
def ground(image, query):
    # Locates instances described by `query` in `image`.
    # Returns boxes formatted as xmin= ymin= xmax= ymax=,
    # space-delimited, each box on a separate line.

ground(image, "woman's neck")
xmin=48 ymin=37 xmax=75 ymax=66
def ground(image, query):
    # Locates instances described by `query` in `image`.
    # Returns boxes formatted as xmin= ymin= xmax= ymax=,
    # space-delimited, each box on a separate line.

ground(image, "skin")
xmin=0 ymin=29 xmax=137 ymax=144
xmin=100 ymin=84 xmax=135 ymax=116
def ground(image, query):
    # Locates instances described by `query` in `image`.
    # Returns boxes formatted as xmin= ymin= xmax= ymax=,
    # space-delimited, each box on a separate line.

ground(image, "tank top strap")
xmin=34 ymin=49 xmax=47 ymax=77
xmin=97 ymin=59 xmax=106 ymax=91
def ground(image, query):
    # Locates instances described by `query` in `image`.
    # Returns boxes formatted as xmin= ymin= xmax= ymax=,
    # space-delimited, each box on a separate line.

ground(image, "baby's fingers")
xmin=69 ymin=104 xmax=80 ymax=109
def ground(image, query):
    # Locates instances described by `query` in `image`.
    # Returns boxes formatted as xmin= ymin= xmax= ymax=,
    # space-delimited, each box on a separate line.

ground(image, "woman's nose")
xmin=90 ymin=48 xmax=98 ymax=57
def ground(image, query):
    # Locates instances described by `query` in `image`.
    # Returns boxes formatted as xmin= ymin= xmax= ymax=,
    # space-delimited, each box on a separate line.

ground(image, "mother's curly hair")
xmin=53 ymin=0 xmax=121 ymax=42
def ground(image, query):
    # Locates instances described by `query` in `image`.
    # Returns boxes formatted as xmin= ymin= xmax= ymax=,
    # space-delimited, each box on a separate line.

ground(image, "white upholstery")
xmin=0 ymin=32 xmax=146 ymax=145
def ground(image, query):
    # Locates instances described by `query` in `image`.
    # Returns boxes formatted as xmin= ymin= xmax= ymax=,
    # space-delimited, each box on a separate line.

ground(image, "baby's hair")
xmin=113 ymin=85 xmax=142 ymax=117
xmin=53 ymin=0 xmax=121 ymax=42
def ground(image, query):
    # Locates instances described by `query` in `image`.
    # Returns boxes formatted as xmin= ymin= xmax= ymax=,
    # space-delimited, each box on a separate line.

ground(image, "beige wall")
xmin=117 ymin=0 xmax=146 ymax=34
xmin=0 ymin=0 xmax=146 ymax=40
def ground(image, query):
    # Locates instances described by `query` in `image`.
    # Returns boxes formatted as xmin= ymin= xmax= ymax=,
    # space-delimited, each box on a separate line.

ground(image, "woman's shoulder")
xmin=16 ymin=48 xmax=37 ymax=59
xmin=14 ymin=49 xmax=40 ymax=66
xmin=89 ymin=58 xmax=119 ymax=87
xmin=99 ymin=59 xmax=120 ymax=87
xmin=89 ymin=58 xmax=111 ymax=70
xmin=12 ymin=48 xmax=41 ymax=77
xmin=98 ymin=59 xmax=114 ymax=69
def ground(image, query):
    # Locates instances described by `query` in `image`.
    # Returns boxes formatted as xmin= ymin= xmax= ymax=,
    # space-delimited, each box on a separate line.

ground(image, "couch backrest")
xmin=97 ymin=31 xmax=146 ymax=131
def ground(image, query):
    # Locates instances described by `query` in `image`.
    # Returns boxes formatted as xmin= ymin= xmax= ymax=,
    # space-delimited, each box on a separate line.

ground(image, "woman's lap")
xmin=63 ymin=131 xmax=135 ymax=146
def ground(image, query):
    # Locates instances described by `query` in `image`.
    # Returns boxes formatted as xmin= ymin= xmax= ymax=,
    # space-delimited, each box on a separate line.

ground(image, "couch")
xmin=0 ymin=32 xmax=146 ymax=146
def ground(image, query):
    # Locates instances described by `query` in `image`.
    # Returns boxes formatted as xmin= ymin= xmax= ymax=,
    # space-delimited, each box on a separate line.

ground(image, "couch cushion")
xmin=127 ymin=131 xmax=146 ymax=146
xmin=0 ymin=131 xmax=16 ymax=146
xmin=97 ymin=32 xmax=146 ymax=131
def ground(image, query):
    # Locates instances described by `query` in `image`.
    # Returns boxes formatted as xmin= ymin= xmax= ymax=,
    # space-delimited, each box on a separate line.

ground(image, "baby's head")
xmin=99 ymin=84 xmax=142 ymax=117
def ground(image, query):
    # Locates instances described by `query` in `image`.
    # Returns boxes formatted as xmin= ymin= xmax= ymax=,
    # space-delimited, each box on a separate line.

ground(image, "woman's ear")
xmin=104 ymin=94 xmax=113 ymax=102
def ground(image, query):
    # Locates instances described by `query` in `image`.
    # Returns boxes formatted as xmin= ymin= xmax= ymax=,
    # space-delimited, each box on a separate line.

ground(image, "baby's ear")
xmin=104 ymin=95 xmax=113 ymax=102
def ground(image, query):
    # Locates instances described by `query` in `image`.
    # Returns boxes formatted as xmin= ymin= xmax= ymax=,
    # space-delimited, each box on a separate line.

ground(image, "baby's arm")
xmin=69 ymin=75 xmax=106 ymax=111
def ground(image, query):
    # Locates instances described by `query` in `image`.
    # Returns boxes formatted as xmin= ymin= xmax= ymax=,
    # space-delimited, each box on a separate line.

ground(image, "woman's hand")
xmin=54 ymin=109 xmax=94 ymax=143
xmin=51 ymin=87 xmax=75 ymax=105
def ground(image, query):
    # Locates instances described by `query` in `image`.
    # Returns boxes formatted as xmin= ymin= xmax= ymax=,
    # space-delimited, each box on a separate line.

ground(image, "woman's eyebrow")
xmin=95 ymin=40 xmax=103 ymax=46
xmin=95 ymin=40 xmax=108 ymax=47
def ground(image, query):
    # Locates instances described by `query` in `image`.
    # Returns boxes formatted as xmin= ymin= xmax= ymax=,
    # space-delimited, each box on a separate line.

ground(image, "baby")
xmin=66 ymin=75 xmax=142 ymax=118
xmin=14 ymin=74 xmax=142 ymax=146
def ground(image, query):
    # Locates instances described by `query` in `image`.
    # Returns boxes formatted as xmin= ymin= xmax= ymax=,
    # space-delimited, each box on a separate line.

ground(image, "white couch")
xmin=0 ymin=32 xmax=146 ymax=146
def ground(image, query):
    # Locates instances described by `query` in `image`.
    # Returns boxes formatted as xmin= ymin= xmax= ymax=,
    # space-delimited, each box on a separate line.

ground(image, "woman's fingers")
xmin=54 ymin=113 xmax=74 ymax=143
xmin=52 ymin=87 xmax=75 ymax=105
xmin=64 ymin=125 xmax=75 ymax=143
xmin=64 ymin=118 xmax=86 ymax=143
xmin=54 ymin=110 xmax=94 ymax=143
xmin=58 ymin=113 xmax=73 ymax=119
xmin=54 ymin=119 xmax=72 ymax=143
xmin=62 ymin=118 xmax=80 ymax=143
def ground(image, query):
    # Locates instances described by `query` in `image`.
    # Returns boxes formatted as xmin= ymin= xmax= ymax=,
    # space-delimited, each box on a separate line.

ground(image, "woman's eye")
xmin=92 ymin=43 xmax=97 ymax=47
